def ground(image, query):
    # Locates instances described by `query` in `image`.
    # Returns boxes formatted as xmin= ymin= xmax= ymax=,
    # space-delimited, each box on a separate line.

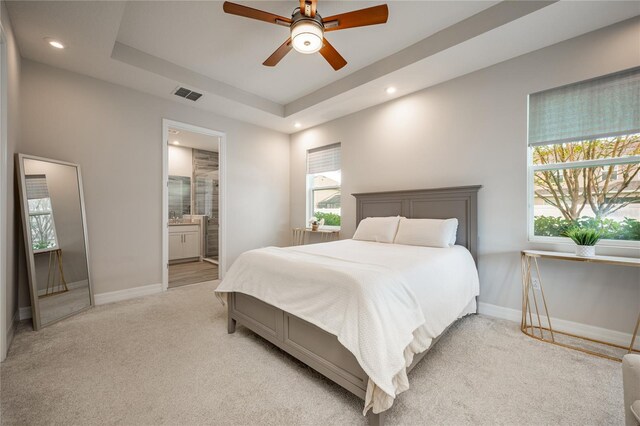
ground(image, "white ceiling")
xmin=6 ymin=1 xmax=640 ymax=134
xmin=117 ymin=1 xmax=497 ymax=104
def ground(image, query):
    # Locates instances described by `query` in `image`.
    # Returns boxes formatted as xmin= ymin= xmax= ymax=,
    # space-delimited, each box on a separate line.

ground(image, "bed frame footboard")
xmin=227 ymin=291 xmax=456 ymax=425
xmin=228 ymin=292 xmax=368 ymax=397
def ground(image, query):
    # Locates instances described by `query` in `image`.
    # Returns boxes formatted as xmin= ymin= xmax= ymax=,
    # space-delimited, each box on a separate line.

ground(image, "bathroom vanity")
xmin=169 ymin=223 xmax=201 ymax=262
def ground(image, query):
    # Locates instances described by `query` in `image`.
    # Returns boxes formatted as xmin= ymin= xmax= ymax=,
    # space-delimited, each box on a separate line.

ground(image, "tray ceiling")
xmin=7 ymin=1 xmax=640 ymax=133
xmin=116 ymin=1 xmax=497 ymax=104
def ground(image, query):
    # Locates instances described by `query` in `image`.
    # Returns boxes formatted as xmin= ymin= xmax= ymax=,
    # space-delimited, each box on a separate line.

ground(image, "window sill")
xmin=316 ymin=227 xmax=340 ymax=232
xmin=528 ymin=236 xmax=640 ymax=258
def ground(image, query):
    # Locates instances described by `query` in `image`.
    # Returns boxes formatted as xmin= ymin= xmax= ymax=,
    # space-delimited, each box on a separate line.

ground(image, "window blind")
xmin=25 ymin=175 xmax=50 ymax=200
xmin=528 ymin=67 xmax=640 ymax=146
xmin=307 ymin=143 xmax=341 ymax=174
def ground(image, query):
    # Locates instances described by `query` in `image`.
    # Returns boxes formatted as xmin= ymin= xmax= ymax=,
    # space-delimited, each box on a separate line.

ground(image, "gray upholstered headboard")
xmin=352 ymin=186 xmax=481 ymax=262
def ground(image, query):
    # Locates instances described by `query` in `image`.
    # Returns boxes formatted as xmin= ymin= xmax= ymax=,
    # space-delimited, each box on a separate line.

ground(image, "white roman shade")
xmin=528 ymin=67 xmax=640 ymax=146
xmin=307 ymin=143 xmax=341 ymax=174
xmin=25 ymin=175 xmax=50 ymax=199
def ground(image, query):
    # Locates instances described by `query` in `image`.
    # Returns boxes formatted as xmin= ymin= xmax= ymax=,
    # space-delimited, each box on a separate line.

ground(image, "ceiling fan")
xmin=222 ymin=1 xmax=389 ymax=71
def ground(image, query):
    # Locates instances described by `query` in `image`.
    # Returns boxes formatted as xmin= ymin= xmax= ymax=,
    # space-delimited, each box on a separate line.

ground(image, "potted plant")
xmin=561 ymin=226 xmax=602 ymax=257
xmin=308 ymin=217 xmax=325 ymax=232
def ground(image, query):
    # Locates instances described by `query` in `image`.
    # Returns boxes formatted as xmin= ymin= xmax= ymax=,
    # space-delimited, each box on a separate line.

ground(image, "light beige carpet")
xmin=1 ymin=282 xmax=623 ymax=425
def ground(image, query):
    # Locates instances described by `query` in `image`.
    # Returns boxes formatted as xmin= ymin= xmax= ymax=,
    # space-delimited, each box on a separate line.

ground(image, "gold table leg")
xmin=520 ymin=253 xmax=527 ymax=330
xmin=55 ymin=249 xmax=69 ymax=292
xmin=41 ymin=249 xmax=69 ymax=298
xmin=629 ymin=312 xmax=640 ymax=354
xmin=46 ymin=250 xmax=54 ymax=295
xmin=533 ymin=256 xmax=554 ymax=342
xmin=520 ymin=252 xmax=639 ymax=362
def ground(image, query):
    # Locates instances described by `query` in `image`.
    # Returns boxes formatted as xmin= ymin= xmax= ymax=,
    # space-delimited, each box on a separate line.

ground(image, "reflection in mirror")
xmin=168 ymin=175 xmax=191 ymax=220
xmin=26 ymin=175 xmax=59 ymax=252
xmin=17 ymin=155 xmax=93 ymax=329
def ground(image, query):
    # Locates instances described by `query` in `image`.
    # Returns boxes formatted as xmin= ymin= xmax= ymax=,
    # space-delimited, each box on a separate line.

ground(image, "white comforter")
xmin=215 ymin=239 xmax=479 ymax=414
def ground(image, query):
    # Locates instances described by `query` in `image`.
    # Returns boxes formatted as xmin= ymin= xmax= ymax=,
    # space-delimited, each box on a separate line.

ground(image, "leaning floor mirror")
xmin=16 ymin=154 xmax=94 ymax=330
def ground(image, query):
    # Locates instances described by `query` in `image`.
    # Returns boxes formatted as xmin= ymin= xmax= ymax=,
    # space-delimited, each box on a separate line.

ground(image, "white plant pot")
xmin=575 ymin=245 xmax=596 ymax=257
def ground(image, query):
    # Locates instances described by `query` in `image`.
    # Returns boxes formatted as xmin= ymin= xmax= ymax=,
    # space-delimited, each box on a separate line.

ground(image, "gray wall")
xmin=19 ymin=59 xmax=290 ymax=307
xmin=1 ymin=0 xmax=21 ymax=360
xmin=290 ymin=18 xmax=640 ymax=334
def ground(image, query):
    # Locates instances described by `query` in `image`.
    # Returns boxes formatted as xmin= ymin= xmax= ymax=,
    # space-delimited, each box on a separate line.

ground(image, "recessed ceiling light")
xmin=385 ymin=87 xmax=397 ymax=95
xmin=294 ymin=122 xmax=302 ymax=128
xmin=44 ymin=38 xmax=64 ymax=49
xmin=172 ymin=141 xmax=180 ymax=145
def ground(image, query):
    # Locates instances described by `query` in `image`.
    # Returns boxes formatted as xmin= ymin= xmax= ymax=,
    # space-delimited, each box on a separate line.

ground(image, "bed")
xmin=216 ymin=186 xmax=481 ymax=425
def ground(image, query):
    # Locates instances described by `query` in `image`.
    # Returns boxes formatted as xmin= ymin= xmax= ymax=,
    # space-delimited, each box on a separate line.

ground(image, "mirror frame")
xmin=16 ymin=153 xmax=94 ymax=330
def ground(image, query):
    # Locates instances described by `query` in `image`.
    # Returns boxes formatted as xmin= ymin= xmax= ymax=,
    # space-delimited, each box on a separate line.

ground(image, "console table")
xmin=521 ymin=249 xmax=640 ymax=362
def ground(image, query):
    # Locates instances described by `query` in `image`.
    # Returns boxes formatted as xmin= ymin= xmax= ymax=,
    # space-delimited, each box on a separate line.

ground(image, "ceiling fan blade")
xmin=263 ymin=38 xmax=293 ymax=67
xmin=299 ymin=0 xmax=317 ymax=17
xmin=319 ymin=38 xmax=347 ymax=71
xmin=223 ymin=2 xmax=292 ymax=26
xmin=323 ymin=4 xmax=388 ymax=32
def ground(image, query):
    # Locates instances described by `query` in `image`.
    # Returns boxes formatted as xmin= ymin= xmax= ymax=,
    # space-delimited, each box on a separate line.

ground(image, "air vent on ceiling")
xmin=173 ymin=86 xmax=203 ymax=102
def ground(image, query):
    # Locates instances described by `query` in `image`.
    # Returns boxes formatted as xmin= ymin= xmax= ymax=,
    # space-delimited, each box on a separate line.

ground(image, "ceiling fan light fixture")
xmin=291 ymin=21 xmax=323 ymax=54
xmin=222 ymin=1 xmax=389 ymax=70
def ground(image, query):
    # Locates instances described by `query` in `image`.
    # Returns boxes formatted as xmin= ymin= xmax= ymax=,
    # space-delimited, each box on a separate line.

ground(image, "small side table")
xmin=521 ymin=249 xmax=640 ymax=362
xmin=292 ymin=228 xmax=339 ymax=246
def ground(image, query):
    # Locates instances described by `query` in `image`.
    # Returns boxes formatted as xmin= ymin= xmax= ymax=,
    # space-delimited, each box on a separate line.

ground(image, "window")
xmin=528 ymin=68 xmax=640 ymax=243
xmin=25 ymin=175 xmax=59 ymax=252
xmin=307 ymin=143 xmax=341 ymax=228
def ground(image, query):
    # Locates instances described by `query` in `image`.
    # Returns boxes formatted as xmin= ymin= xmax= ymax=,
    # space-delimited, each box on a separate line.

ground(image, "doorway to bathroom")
xmin=162 ymin=120 xmax=226 ymax=290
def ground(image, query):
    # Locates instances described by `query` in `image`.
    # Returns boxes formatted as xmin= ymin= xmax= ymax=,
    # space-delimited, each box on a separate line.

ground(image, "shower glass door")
xmin=192 ymin=149 xmax=219 ymax=261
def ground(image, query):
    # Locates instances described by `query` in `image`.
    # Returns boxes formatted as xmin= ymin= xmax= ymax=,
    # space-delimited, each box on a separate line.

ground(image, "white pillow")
xmin=394 ymin=218 xmax=458 ymax=248
xmin=352 ymin=216 xmax=401 ymax=244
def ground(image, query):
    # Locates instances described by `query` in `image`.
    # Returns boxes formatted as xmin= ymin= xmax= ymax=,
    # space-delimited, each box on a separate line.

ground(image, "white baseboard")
xmin=4 ymin=310 xmax=19 ymax=357
xmin=17 ymin=283 xmax=164 ymax=320
xmin=93 ymin=283 xmax=162 ymax=305
xmin=478 ymin=302 xmax=639 ymax=350
xmin=19 ymin=306 xmax=32 ymax=321
xmin=477 ymin=302 xmax=523 ymax=322
xmin=37 ymin=280 xmax=88 ymax=297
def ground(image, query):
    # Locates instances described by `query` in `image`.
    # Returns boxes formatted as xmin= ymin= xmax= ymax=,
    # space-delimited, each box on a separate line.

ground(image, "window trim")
xmin=531 ymin=155 xmax=640 ymax=172
xmin=317 ymin=224 xmax=341 ymax=231
xmin=526 ymin=147 xmax=640 ymax=250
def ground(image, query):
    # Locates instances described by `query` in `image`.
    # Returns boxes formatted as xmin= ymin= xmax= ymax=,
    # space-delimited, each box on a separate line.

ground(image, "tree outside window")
xmin=532 ymin=134 xmax=639 ymax=240
xmin=25 ymin=175 xmax=59 ymax=252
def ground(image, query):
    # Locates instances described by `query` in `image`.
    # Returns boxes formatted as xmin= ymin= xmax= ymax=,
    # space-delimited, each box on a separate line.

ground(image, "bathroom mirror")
xmin=168 ymin=175 xmax=191 ymax=220
xmin=16 ymin=154 xmax=93 ymax=330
